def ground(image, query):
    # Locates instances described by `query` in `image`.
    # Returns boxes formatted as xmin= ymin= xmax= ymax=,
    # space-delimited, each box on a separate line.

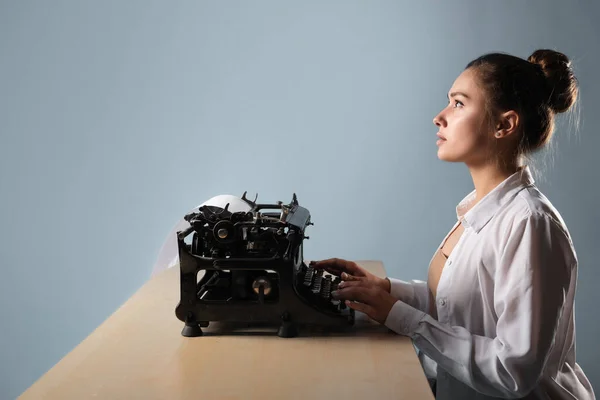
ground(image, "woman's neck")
xmin=467 ymin=161 xmax=520 ymax=204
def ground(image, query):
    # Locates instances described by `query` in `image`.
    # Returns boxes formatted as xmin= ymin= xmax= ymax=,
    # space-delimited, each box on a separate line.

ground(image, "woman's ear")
xmin=494 ymin=110 xmax=519 ymax=138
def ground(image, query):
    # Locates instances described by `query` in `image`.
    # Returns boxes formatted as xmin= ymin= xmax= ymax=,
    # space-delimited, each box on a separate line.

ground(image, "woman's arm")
xmin=384 ymin=210 xmax=575 ymax=398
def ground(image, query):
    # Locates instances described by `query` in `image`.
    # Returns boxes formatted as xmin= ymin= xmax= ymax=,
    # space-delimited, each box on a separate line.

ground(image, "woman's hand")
xmin=309 ymin=258 xmax=396 ymax=324
xmin=333 ymin=275 xmax=398 ymax=324
xmin=309 ymin=258 xmax=391 ymax=293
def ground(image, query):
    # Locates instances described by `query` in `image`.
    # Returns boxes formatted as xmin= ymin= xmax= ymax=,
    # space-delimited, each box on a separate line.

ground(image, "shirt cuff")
xmin=387 ymin=277 xmax=415 ymax=303
xmin=384 ymin=300 xmax=426 ymax=336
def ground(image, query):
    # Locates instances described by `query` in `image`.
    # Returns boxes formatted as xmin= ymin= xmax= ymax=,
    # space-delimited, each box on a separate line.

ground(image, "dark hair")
xmin=466 ymin=49 xmax=579 ymax=155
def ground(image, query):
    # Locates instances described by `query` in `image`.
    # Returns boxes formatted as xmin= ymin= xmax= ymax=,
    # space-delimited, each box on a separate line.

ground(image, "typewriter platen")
xmin=174 ymin=192 xmax=355 ymax=337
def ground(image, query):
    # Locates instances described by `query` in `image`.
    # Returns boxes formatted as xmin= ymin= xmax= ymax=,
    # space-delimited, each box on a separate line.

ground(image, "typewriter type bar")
xmin=174 ymin=193 xmax=354 ymax=337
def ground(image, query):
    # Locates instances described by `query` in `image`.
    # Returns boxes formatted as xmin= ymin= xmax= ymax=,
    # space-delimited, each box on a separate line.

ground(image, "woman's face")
xmin=433 ymin=68 xmax=494 ymax=166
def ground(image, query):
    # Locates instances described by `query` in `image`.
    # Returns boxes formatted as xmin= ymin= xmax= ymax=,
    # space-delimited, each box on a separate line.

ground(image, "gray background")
xmin=1 ymin=1 xmax=598 ymax=398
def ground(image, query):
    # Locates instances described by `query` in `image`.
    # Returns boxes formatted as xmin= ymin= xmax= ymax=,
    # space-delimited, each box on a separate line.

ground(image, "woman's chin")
xmin=437 ymin=148 xmax=451 ymax=161
xmin=437 ymin=149 xmax=461 ymax=163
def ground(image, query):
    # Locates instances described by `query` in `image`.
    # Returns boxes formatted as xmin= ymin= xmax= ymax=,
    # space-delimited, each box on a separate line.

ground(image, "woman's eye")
xmin=453 ymin=100 xmax=464 ymax=108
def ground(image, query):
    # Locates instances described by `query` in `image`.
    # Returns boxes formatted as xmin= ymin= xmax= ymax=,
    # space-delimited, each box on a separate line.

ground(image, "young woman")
xmin=310 ymin=49 xmax=595 ymax=399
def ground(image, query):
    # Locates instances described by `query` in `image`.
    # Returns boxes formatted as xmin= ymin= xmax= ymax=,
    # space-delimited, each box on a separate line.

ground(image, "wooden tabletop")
xmin=19 ymin=260 xmax=434 ymax=399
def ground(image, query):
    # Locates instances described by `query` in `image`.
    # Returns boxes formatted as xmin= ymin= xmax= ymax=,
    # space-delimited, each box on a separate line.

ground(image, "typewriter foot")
xmin=181 ymin=314 xmax=204 ymax=337
xmin=277 ymin=312 xmax=298 ymax=338
xmin=182 ymin=323 xmax=203 ymax=337
xmin=277 ymin=321 xmax=297 ymax=338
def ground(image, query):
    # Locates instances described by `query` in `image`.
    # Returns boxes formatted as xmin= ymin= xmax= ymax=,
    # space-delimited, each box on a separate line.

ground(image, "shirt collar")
xmin=457 ymin=165 xmax=535 ymax=233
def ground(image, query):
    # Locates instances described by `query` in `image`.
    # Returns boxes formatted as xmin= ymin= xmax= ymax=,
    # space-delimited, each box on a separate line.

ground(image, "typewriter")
xmin=174 ymin=192 xmax=355 ymax=338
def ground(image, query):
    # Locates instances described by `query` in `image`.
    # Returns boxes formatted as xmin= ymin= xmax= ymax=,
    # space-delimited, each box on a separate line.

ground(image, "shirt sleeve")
xmin=384 ymin=211 xmax=575 ymax=398
xmin=387 ymin=278 xmax=430 ymax=313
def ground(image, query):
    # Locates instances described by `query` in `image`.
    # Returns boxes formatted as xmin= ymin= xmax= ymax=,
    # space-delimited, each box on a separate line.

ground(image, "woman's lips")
xmin=436 ymin=132 xmax=446 ymax=145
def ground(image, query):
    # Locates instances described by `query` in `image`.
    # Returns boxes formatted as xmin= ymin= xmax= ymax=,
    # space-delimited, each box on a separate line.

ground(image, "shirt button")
xmin=439 ymin=298 xmax=446 ymax=306
xmin=447 ymin=260 xmax=452 ymax=265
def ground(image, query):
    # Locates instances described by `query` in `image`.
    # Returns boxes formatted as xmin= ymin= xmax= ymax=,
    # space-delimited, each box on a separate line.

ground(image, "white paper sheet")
xmin=151 ymin=194 xmax=253 ymax=277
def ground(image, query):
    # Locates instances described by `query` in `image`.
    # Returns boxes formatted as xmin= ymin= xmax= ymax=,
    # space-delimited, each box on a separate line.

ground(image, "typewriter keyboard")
xmin=297 ymin=264 xmax=346 ymax=312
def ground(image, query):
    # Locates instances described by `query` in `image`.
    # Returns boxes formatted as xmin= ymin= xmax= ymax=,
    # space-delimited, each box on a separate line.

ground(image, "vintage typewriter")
xmin=174 ymin=192 xmax=355 ymax=338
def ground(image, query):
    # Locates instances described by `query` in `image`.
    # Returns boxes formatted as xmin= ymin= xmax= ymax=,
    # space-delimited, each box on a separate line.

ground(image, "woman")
xmin=310 ymin=49 xmax=595 ymax=399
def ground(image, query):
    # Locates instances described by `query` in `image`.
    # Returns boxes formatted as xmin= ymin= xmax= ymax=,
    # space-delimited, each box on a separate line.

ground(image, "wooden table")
xmin=19 ymin=260 xmax=434 ymax=399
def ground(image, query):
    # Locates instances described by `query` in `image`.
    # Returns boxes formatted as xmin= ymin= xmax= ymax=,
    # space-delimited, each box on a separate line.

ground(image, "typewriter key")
xmin=303 ymin=265 xmax=315 ymax=286
xmin=321 ymin=275 xmax=332 ymax=299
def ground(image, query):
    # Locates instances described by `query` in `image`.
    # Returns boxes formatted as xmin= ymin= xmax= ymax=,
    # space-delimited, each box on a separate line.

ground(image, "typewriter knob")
xmin=252 ymin=276 xmax=272 ymax=296
xmin=213 ymin=220 xmax=236 ymax=243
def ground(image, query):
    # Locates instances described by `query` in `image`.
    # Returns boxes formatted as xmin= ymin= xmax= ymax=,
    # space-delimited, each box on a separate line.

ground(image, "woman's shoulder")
xmin=515 ymin=185 xmax=570 ymax=230
xmin=497 ymin=185 xmax=576 ymax=253
xmin=484 ymin=186 xmax=579 ymax=277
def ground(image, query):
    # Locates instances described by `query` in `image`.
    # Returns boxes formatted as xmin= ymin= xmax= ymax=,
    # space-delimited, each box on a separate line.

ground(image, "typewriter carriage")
xmin=174 ymin=192 xmax=355 ymax=337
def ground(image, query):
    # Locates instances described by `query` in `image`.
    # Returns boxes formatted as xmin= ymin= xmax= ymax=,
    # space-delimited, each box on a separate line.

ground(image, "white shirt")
xmin=384 ymin=166 xmax=596 ymax=399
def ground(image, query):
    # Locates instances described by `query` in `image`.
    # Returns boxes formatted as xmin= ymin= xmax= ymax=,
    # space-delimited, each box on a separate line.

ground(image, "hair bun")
xmin=528 ymin=49 xmax=579 ymax=113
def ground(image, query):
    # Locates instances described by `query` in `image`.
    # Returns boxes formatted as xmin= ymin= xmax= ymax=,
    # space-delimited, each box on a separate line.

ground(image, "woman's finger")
xmin=341 ymin=272 xmax=363 ymax=281
xmin=310 ymin=258 xmax=364 ymax=277
xmin=308 ymin=260 xmax=343 ymax=276
xmin=322 ymin=266 xmax=343 ymax=276
xmin=337 ymin=278 xmax=369 ymax=289
xmin=345 ymin=300 xmax=374 ymax=316
xmin=332 ymin=286 xmax=376 ymax=305
xmin=309 ymin=262 xmax=341 ymax=276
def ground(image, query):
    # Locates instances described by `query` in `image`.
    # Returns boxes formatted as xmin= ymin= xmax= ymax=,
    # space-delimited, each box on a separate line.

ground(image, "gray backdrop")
xmin=1 ymin=1 xmax=598 ymax=398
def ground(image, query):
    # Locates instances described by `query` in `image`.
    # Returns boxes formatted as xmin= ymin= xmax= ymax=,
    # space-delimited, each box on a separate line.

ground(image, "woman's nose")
xmin=433 ymin=111 xmax=446 ymax=127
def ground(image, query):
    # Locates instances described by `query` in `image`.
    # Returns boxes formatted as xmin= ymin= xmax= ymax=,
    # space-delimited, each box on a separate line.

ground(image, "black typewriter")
xmin=174 ymin=192 xmax=354 ymax=338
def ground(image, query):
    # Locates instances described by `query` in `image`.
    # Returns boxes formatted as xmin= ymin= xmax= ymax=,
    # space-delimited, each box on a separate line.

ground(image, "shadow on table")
xmin=186 ymin=311 xmax=397 ymax=338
